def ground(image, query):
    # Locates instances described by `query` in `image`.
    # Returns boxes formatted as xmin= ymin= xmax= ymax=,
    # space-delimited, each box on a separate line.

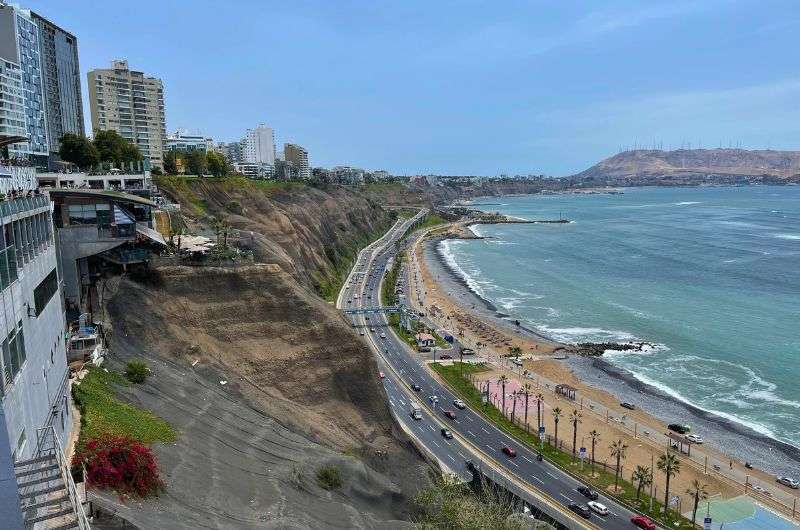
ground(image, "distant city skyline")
xmin=23 ymin=0 xmax=800 ymax=175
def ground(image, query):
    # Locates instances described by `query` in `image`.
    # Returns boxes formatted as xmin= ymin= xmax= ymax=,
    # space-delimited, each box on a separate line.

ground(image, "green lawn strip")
xmin=73 ymin=367 xmax=176 ymax=446
xmin=430 ymin=362 xmax=694 ymax=529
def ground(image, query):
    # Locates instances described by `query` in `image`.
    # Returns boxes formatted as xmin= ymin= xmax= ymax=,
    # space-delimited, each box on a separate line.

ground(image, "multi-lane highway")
xmin=338 ymin=212 xmax=653 ymax=530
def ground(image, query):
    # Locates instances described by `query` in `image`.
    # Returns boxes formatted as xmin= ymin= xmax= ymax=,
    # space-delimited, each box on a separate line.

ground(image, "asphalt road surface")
xmin=339 ymin=212 xmax=652 ymax=530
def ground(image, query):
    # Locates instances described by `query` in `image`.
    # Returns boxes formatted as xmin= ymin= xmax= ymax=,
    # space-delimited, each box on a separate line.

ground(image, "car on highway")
xmin=440 ymin=354 xmax=452 ymax=359
xmin=378 ymin=371 xmax=385 ymax=379
xmin=501 ymin=446 xmax=516 ymax=457
xmin=686 ymin=433 xmax=704 ymax=444
xmin=441 ymin=428 xmax=453 ymax=439
xmin=443 ymin=410 xmax=457 ymax=420
xmin=453 ymin=399 xmax=466 ymax=409
xmin=631 ymin=515 xmax=656 ymax=530
xmin=576 ymin=486 xmax=599 ymax=500
xmin=620 ymin=402 xmax=636 ymax=410
xmin=380 ymin=333 xmax=386 ymax=339
xmin=668 ymin=423 xmax=691 ymax=434
xmin=429 ymin=395 xmax=438 ymax=405
xmin=364 ymin=315 xmax=369 ymax=320
xmin=568 ymin=503 xmax=591 ymax=519
xmin=587 ymin=501 xmax=608 ymax=516
xmin=411 ymin=383 xmax=421 ymax=392
xmin=369 ymin=328 xmax=375 ymax=332
xmin=777 ymin=476 xmax=800 ymax=489
xmin=359 ymin=331 xmax=365 ymax=336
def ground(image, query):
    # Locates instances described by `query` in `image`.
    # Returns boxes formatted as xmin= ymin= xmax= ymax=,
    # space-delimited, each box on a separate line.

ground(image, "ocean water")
xmin=441 ymin=186 xmax=800 ymax=448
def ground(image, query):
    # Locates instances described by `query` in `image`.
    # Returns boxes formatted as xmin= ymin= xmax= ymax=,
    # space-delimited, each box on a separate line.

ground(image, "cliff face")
xmin=156 ymin=177 xmax=395 ymax=292
xmin=572 ymin=148 xmax=800 ymax=186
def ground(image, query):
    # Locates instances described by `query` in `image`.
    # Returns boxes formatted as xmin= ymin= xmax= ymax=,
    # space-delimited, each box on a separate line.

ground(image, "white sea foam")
xmin=535 ymin=325 xmax=637 ymax=343
xmin=674 ymin=201 xmax=701 ymax=206
xmin=470 ymin=225 xmax=485 ymax=238
xmin=774 ymin=233 xmax=800 ymax=240
xmin=439 ymin=240 xmax=488 ymax=300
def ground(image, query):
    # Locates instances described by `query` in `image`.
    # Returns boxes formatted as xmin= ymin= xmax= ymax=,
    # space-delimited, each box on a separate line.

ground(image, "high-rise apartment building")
xmin=88 ymin=59 xmax=167 ymax=169
xmin=29 ymin=10 xmax=84 ymax=162
xmin=243 ymin=124 xmax=275 ymax=166
xmin=0 ymin=5 xmax=84 ymax=168
xmin=284 ymin=143 xmax=310 ymax=180
xmin=0 ymin=4 xmax=49 ymax=165
xmin=166 ymin=129 xmax=212 ymax=153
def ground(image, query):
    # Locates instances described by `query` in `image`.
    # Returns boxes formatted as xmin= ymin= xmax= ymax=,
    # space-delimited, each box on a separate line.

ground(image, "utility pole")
xmin=649 ymin=452 xmax=655 ymax=512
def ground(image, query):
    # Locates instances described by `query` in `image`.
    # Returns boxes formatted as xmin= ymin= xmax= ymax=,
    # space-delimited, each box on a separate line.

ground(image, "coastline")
xmin=425 ymin=232 xmax=800 ymax=476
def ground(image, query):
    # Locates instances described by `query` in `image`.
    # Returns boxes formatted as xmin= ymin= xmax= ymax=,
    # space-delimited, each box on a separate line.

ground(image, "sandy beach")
xmin=407 ymin=221 xmax=800 ymax=518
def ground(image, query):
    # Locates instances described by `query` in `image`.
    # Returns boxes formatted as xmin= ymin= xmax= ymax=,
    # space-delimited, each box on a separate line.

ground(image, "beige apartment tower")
xmin=284 ymin=143 xmax=310 ymax=180
xmin=87 ymin=59 xmax=166 ymax=169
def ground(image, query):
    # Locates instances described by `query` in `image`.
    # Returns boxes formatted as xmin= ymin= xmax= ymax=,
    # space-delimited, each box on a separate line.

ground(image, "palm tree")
xmin=551 ymin=407 xmax=563 ymax=448
xmin=588 ymin=430 xmax=600 ymax=475
xmin=569 ymin=410 xmax=582 ymax=460
xmin=633 ymin=465 xmax=652 ymax=500
xmin=536 ymin=393 xmax=544 ymax=429
xmin=523 ymin=384 xmax=532 ymax=431
xmin=609 ymin=439 xmax=628 ymax=492
xmin=498 ymin=375 xmax=508 ymax=416
xmin=510 ymin=391 xmax=518 ymax=423
xmin=657 ymin=453 xmax=682 ymax=515
xmin=686 ymin=479 xmax=708 ymax=527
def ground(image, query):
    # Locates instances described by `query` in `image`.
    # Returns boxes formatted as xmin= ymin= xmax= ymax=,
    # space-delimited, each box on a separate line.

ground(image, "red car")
xmin=443 ymin=410 xmax=457 ymax=420
xmin=502 ymin=446 xmax=516 ymax=457
xmin=631 ymin=515 xmax=656 ymax=530
xmin=378 ymin=371 xmax=385 ymax=379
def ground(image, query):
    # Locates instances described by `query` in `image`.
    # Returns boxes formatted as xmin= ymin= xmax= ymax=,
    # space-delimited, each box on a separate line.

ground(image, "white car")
xmin=686 ymin=434 xmax=704 ymax=444
xmin=453 ymin=399 xmax=466 ymax=409
xmin=587 ymin=501 xmax=608 ymax=516
xmin=777 ymin=476 xmax=799 ymax=489
xmin=751 ymin=485 xmax=771 ymax=496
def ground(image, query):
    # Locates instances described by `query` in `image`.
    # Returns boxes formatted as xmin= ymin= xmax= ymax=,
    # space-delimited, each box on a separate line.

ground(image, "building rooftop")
xmin=47 ymin=188 xmax=159 ymax=207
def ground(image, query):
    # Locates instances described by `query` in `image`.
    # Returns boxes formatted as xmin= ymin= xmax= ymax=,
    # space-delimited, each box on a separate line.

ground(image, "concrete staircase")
xmin=14 ymin=427 xmax=90 ymax=529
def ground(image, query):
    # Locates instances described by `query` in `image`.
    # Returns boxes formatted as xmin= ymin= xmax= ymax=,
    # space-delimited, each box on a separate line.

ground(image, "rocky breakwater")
xmin=556 ymin=341 xmax=657 ymax=357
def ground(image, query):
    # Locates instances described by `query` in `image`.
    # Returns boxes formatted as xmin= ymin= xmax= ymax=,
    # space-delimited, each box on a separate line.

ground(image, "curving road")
xmin=338 ymin=211 xmax=655 ymax=530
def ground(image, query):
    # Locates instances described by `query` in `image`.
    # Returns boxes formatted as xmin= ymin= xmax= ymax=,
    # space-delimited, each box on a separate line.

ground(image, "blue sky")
xmin=29 ymin=0 xmax=800 ymax=175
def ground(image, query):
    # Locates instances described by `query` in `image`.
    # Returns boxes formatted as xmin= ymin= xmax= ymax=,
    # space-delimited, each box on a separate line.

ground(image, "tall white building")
xmin=243 ymin=124 xmax=275 ymax=165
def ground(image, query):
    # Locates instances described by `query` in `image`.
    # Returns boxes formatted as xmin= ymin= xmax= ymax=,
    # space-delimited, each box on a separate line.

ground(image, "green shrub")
xmin=125 ymin=361 xmax=149 ymax=384
xmin=316 ymin=464 xmax=342 ymax=490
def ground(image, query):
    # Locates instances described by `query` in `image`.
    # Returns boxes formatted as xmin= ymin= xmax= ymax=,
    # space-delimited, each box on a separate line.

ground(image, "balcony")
xmin=0 ymin=193 xmax=48 ymax=217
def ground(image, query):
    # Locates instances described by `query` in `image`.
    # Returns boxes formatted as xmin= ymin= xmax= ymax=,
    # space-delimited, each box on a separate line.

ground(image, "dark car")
xmin=668 ymin=423 xmax=691 ymax=434
xmin=621 ymin=402 xmax=636 ymax=410
xmin=441 ymin=428 xmax=453 ymax=439
xmin=577 ymin=486 xmax=599 ymax=500
xmin=501 ymin=446 xmax=516 ymax=457
xmin=440 ymin=354 xmax=452 ymax=359
xmin=411 ymin=383 xmax=421 ymax=392
xmin=569 ymin=503 xmax=591 ymax=519
xmin=443 ymin=410 xmax=457 ymax=420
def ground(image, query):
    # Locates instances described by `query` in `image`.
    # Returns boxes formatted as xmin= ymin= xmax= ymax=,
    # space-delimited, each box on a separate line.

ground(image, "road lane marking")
xmin=467 ymin=430 xmax=476 ymax=437
xmin=448 ymin=454 xmax=456 ymax=462
xmin=481 ymin=427 xmax=490 ymax=434
xmin=546 ymin=471 xmax=556 ymax=479
xmin=558 ymin=493 xmax=571 ymax=501
xmin=509 ymin=460 xmax=519 ymax=468
xmin=521 ymin=456 xmax=532 ymax=463
xmin=530 ymin=475 xmax=544 ymax=484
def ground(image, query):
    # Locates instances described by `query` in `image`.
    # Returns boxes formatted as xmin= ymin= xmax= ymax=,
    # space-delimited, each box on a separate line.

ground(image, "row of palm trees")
xmin=490 ymin=375 xmax=709 ymax=523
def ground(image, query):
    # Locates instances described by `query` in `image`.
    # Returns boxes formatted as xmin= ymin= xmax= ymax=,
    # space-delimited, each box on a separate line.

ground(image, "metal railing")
xmin=0 ymin=194 xmax=48 ymax=217
xmin=34 ymin=425 xmax=91 ymax=530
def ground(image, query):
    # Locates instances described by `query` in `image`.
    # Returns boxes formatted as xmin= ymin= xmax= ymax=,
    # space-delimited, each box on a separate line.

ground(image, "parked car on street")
xmin=668 ymin=423 xmax=691 ymax=434
xmin=686 ymin=433 xmax=704 ymax=444
xmin=777 ymin=476 xmax=800 ymax=489
xmin=620 ymin=402 xmax=636 ymax=410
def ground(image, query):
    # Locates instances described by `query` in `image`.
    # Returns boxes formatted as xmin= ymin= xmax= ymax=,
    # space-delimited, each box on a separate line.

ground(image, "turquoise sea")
xmin=441 ymin=186 xmax=800 ymax=449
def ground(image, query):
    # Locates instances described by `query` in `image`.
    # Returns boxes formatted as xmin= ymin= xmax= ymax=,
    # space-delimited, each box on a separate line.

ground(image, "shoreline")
xmin=425 ymin=231 xmax=800 ymax=476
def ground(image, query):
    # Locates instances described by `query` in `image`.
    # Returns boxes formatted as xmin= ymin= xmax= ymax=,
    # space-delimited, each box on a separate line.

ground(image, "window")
xmin=67 ymin=204 xmax=97 ymax=225
xmin=34 ymin=269 xmax=57 ymax=316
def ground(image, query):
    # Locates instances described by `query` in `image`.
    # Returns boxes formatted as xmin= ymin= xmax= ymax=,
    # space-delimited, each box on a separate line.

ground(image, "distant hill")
xmin=571 ymin=148 xmax=800 ymax=186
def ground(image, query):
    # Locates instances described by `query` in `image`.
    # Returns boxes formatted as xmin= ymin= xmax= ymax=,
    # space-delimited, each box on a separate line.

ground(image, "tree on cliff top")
xmin=59 ymin=133 xmax=99 ymax=170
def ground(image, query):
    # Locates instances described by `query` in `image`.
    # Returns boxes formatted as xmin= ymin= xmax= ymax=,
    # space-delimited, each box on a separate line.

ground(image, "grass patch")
xmin=73 ymin=367 xmax=176 ymax=447
xmin=316 ymin=464 xmax=342 ymax=490
xmin=430 ymin=362 xmax=694 ymax=529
